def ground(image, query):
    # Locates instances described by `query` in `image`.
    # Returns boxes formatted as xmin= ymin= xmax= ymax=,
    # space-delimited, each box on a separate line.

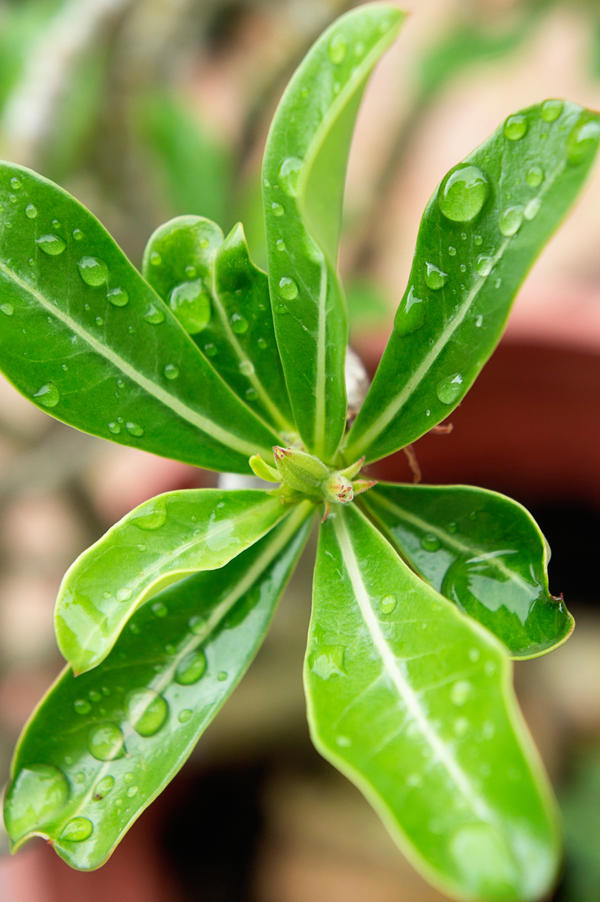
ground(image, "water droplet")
xmin=526 ymin=165 xmax=544 ymax=187
xmin=10 ymin=176 xmax=22 ymax=190
xmin=454 ymin=716 xmax=469 ymax=736
xmin=276 ymin=239 xmax=286 ymax=252
xmin=217 ymin=671 xmax=228 ymax=682
xmin=459 ymin=263 xmax=466 ymax=273
xmin=117 ymin=587 xmax=132 ymax=602
xmin=175 ymin=649 xmax=207 ymax=685
xmin=279 ymin=157 xmax=303 ymax=196
xmin=499 ymin=205 xmax=524 ymax=237
xmin=144 ymin=303 xmax=165 ymax=325
xmin=484 ymin=660 xmax=496 ymax=676
xmin=107 ymin=287 xmax=129 ymax=307
xmin=95 ymin=315 xmax=104 ymax=326
xmin=189 ymin=615 xmax=207 ymax=635
xmin=74 ymin=698 xmax=91 ymax=715
xmin=25 ymin=204 xmax=37 ymax=219
xmin=74 ymin=772 xmax=85 ymax=784
xmin=88 ymin=723 xmax=125 ymax=760
xmin=394 ymin=286 xmax=424 ymax=337
xmin=438 ymin=164 xmax=489 ymax=222
xmin=425 ymin=263 xmax=447 ymax=290
xmin=88 ymin=689 xmax=101 ymax=703
xmin=152 ymin=601 xmax=167 ymax=618
xmin=406 ymin=773 xmax=422 ymax=787
xmin=310 ymin=645 xmax=346 ymax=679
xmin=150 ymin=251 xmax=162 ymax=266
xmin=448 ymin=245 xmax=456 ymax=256
xmin=230 ymin=313 xmax=249 ymax=334
xmin=164 ymin=363 xmax=179 ymax=380
xmin=78 ymin=256 xmax=108 ymax=287
xmin=108 ymin=421 xmax=121 ymax=435
xmin=239 ymin=359 xmax=255 ymax=377
xmin=93 ymin=775 xmax=115 ymax=800
xmin=328 ymin=32 xmax=347 ymax=64
xmin=278 ymin=277 xmax=298 ymax=300
xmin=468 ymin=647 xmax=480 ymax=662
xmin=524 ymin=197 xmax=541 ymax=221
xmin=169 ymin=280 xmax=211 ymax=333
xmin=204 ymin=342 xmax=217 ymax=357
xmin=36 ymin=234 xmax=66 ymax=256
xmin=126 ymin=689 xmax=168 ymax=737
xmin=131 ymin=499 xmax=167 ymax=530
xmin=421 ymin=534 xmax=441 ymax=552
xmin=257 ymin=338 xmax=268 ymax=352
xmin=60 ymin=816 xmax=93 ymax=843
xmin=436 ymin=373 xmax=463 ymax=404
xmin=34 ymin=383 xmax=60 ymax=408
xmin=4 ymin=764 xmax=69 ymax=838
xmin=566 ymin=115 xmax=600 ymax=165
xmin=125 ymin=421 xmax=144 ymax=438
xmin=380 ymin=595 xmax=397 ymax=614
xmin=271 ymin=202 xmax=284 ymax=217
xmin=126 ymin=786 xmax=138 ymax=798
xmin=178 ymin=709 xmax=193 ymax=724
xmin=1 ymin=302 xmax=14 ymax=316
xmin=124 ymin=772 xmax=135 ymax=784
xmin=72 ymin=228 xmax=84 ymax=241
xmin=503 ymin=113 xmax=528 ymax=141
xmin=184 ymin=264 xmax=197 ymax=278
xmin=475 ymin=255 xmax=493 ymax=277
xmin=540 ymin=98 xmax=563 ymax=122
xmin=450 ymin=680 xmax=472 ymax=706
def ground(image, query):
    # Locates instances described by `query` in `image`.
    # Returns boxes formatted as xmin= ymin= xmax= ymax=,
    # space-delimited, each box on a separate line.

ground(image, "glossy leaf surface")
xmin=0 ymin=163 xmax=278 ymax=472
xmin=362 ymin=483 xmax=573 ymax=659
xmin=55 ymin=489 xmax=289 ymax=674
xmin=306 ymin=504 xmax=559 ymax=901
xmin=262 ymin=4 xmax=404 ymax=461
xmin=5 ymin=504 xmax=314 ymax=869
xmin=345 ymin=101 xmax=600 ymax=463
xmin=143 ymin=216 xmax=294 ymax=436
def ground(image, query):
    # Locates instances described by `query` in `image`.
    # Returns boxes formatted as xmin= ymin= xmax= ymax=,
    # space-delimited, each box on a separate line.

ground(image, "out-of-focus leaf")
xmin=306 ymin=503 xmax=559 ymax=901
xmin=5 ymin=503 xmax=314 ymax=869
xmin=362 ymin=482 xmax=573 ymax=658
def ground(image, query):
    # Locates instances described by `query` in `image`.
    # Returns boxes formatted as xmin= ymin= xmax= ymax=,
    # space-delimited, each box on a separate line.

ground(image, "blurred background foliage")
xmin=0 ymin=1 xmax=599 ymax=900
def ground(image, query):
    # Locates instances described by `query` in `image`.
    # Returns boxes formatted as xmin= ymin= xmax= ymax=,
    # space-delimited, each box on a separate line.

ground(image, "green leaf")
xmin=262 ymin=5 xmax=404 ymax=462
xmin=306 ymin=504 xmax=559 ymax=902
xmin=55 ymin=489 xmax=291 ymax=675
xmin=0 ymin=162 xmax=279 ymax=473
xmin=4 ymin=502 xmax=314 ymax=870
xmin=345 ymin=101 xmax=600 ymax=464
xmin=361 ymin=483 xmax=574 ymax=659
xmin=143 ymin=216 xmax=294 ymax=436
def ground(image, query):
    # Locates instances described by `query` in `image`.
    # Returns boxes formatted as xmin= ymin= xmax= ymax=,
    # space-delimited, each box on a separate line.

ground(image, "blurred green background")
xmin=0 ymin=1 xmax=599 ymax=900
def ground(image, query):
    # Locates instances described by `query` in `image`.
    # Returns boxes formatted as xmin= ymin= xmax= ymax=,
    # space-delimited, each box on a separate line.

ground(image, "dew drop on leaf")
xmin=108 ymin=421 xmax=121 ymax=434
xmin=131 ymin=500 xmax=167 ymax=530
xmin=169 ymin=280 xmax=211 ymax=333
xmin=78 ymin=256 xmax=108 ymax=287
xmin=175 ymin=650 xmax=207 ymax=685
xmin=450 ymin=680 xmax=472 ymax=706
xmin=499 ymin=205 xmax=524 ymax=237
xmin=310 ymin=646 xmax=346 ymax=679
xmin=88 ymin=723 xmax=125 ymax=760
xmin=107 ymin=287 xmax=129 ymax=308
xmin=328 ymin=32 xmax=347 ymax=64
xmin=475 ymin=255 xmax=493 ymax=277
xmin=34 ymin=383 xmax=60 ymax=408
xmin=540 ymin=98 xmax=563 ymax=122
xmin=60 ymin=816 xmax=93 ymax=842
xmin=4 ymin=764 xmax=69 ymax=839
xmin=149 ymin=251 xmax=162 ymax=266
xmin=164 ymin=363 xmax=179 ymax=380
xmin=566 ymin=115 xmax=600 ymax=166
xmin=93 ymin=775 xmax=115 ymax=800
xmin=10 ymin=176 xmax=22 ymax=190
xmin=152 ymin=601 xmax=167 ymax=618
xmin=125 ymin=421 xmax=144 ymax=438
xmin=436 ymin=373 xmax=463 ymax=404
xmin=503 ymin=113 xmax=528 ymax=141
xmin=271 ymin=202 xmax=284 ymax=217
xmin=126 ymin=690 xmax=168 ymax=737
xmin=36 ymin=234 xmax=66 ymax=256
xmin=72 ymin=228 xmax=84 ymax=241
xmin=380 ymin=595 xmax=397 ymax=614
xmin=394 ymin=286 xmax=424 ymax=337
xmin=421 ymin=534 xmax=441 ymax=552
xmin=526 ymin=165 xmax=544 ymax=187
xmin=217 ymin=671 xmax=228 ymax=682
xmin=424 ymin=263 xmax=447 ymax=290
xmin=25 ymin=204 xmax=37 ymax=219
xmin=178 ymin=709 xmax=193 ymax=724
xmin=117 ymin=587 xmax=132 ymax=602
xmin=144 ymin=303 xmax=166 ymax=325
xmin=189 ymin=615 xmax=207 ymax=635
xmin=438 ymin=164 xmax=489 ymax=222
xmin=204 ymin=342 xmax=217 ymax=357
xmin=0 ymin=302 xmax=14 ymax=316
xmin=126 ymin=786 xmax=138 ymax=798
xmin=279 ymin=157 xmax=303 ymax=196
xmin=231 ymin=313 xmax=249 ymax=334
xmin=73 ymin=698 xmax=91 ymax=715
xmin=276 ymin=239 xmax=286 ymax=252
xmin=278 ymin=277 xmax=298 ymax=300
xmin=239 ymin=359 xmax=255 ymax=377
xmin=524 ymin=197 xmax=541 ymax=221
